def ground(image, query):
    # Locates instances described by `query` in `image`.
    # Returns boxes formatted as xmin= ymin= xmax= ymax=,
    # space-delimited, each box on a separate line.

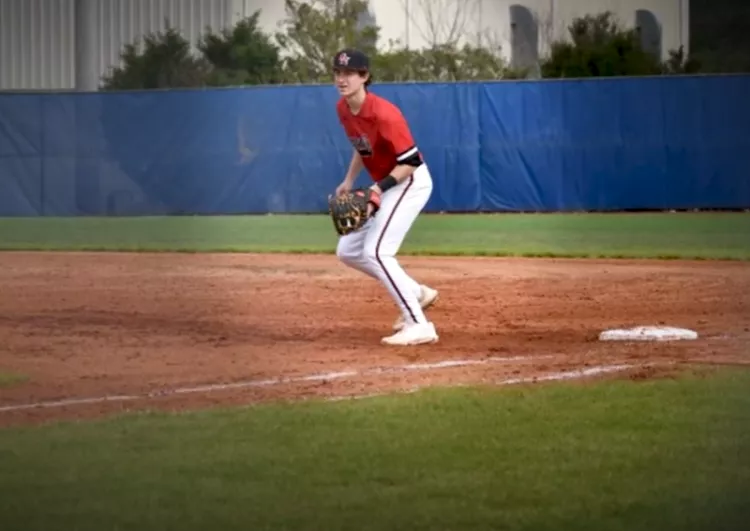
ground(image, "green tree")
xmin=374 ymin=42 xmax=520 ymax=82
xmin=540 ymin=12 xmax=702 ymax=78
xmin=198 ymin=11 xmax=283 ymax=86
xmin=540 ymin=12 xmax=662 ymax=78
xmin=661 ymin=46 xmax=702 ymax=75
xmin=275 ymin=0 xmax=379 ymax=83
xmin=101 ymin=23 xmax=212 ymax=90
xmin=275 ymin=0 xmax=518 ymax=83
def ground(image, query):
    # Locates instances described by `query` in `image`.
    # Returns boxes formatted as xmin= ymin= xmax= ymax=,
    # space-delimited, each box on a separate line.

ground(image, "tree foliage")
xmin=274 ymin=0 xmax=518 ymax=83
xmin=541 ymin=12 xmax=700 ymax=78
xmin=374 ymin=43 xmax=520 ymax=82
xmin=275 ymin=0 xmax=379 ymax=83
xmin=661 ymin=46 xmax=702 ymax=75
xmin=101 ymin=25 xmax=212 ymax=90
xmin=101 ymin=13 xmax=282 ymax=90
xmin=100 ymin=3 xmax=707 ymax=91
xmin=197 ymin=10 xmax=283 ymax=86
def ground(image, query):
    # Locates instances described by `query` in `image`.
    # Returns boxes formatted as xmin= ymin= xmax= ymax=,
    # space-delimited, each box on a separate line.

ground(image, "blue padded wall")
xmin=1 ymin=75 xmax=748 ymax=216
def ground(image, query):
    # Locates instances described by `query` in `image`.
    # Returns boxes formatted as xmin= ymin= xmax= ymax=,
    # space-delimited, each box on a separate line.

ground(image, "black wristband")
xmin=379 ymin=175 xmax=398 ymax=192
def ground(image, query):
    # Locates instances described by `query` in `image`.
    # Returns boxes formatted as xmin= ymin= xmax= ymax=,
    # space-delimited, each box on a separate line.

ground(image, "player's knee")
xmin=361 ymin=245 xmax=375 ymax=263
xmin=336 ymin=246 xmax=349 ymax=263
xmin=362 ymin=244 xmax=390 ymax=267
xmin=336 ymin=244 xmax=359 ymax=265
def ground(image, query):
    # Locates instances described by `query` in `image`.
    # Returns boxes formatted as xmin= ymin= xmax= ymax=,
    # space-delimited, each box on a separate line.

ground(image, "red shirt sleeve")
xmin=377 ymin=104 xmax=418 ymax=162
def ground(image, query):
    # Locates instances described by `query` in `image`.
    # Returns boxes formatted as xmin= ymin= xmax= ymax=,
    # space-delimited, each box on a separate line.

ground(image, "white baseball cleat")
xmin=381 ymin=322 xmax=439 ymax=346
xmin=393 ymin=285 xmax=439 ymax=331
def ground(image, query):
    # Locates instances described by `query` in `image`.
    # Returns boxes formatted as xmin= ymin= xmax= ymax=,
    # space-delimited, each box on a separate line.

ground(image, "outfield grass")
xmin=1 ymin=367 xmax=748 ymax=531
xmin=0 ymin=212 xmax=749 ymax=259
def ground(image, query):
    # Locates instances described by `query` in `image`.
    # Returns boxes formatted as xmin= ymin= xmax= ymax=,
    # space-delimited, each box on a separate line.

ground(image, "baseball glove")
xmin=328 ymin=188 xmax=381 ymax=235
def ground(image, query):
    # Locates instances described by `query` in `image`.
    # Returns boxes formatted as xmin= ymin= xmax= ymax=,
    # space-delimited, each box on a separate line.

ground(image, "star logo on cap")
xmin=338 ymin=52 xmax=350 ymax=66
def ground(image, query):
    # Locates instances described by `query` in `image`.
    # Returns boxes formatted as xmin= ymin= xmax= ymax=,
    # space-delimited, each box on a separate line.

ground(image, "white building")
xmin=0 ymin=0 xmax=250 ymax=90
xmin=361 ymin=0 xmax=690 ymax=67
xmin=0 ymin=0 xmax=689 ymax=91
xmin=230 ymin=0 xmax=690 ymax=70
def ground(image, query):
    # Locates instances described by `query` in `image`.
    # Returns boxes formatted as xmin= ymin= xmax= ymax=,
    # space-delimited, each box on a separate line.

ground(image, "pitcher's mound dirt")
xmin=1 ymin=252 xmax=748 ymax=425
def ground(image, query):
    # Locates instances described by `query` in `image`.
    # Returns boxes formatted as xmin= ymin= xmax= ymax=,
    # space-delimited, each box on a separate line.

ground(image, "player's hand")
xmin=335 ymin=180 xmax=352 ymax=196
xmin=367 ymin=185 xmax=382 ymax=216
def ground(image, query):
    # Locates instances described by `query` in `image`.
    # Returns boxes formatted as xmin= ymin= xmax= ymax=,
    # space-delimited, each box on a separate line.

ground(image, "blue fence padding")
xmin=478 ymin=75 xmax=750 ymax=212
xmin=1 ymin=75 xmax=749 ymax=216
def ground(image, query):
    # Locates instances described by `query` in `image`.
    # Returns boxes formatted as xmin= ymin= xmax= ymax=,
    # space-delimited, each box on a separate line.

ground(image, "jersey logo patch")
xmin=349 ymin=134 xmax=373 ymax=157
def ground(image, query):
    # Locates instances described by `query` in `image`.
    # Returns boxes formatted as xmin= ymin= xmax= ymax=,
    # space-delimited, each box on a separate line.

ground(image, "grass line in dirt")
xmin=1 ymin=366 xmax=749 ymax=531
xmin=0 ymin=212 xmax=749 ymax=259
xmin=0 ymin=372 xmax=28 ymax=388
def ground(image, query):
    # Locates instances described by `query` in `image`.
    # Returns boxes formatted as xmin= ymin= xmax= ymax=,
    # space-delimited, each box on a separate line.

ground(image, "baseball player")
xmin=332 ymin=48 xmax=439 ymax=346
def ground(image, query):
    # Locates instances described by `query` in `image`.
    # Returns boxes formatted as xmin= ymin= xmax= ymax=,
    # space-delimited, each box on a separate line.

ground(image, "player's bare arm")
xmin=344 ymin=149 xmax=364 ymax=183
xmin=370 ymin=164 xmax=413 ymax=195
xmin=382 ymin=159 xmax=417 ymax=182
xmin=337 ymin=149 xmax=364 ymax=195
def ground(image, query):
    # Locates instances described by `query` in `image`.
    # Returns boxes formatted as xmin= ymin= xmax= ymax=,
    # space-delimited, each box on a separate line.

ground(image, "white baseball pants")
xmin=336 ymin=164 xmax=433 ymax=326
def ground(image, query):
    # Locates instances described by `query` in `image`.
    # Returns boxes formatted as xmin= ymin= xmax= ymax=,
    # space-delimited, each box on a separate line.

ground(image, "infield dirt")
xmin=1 ymin=252 xmax=748 ymax=426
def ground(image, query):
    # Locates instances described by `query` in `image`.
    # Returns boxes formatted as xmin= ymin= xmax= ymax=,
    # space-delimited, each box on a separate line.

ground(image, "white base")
xmin=599 ymin=326 xmax=698 ymax=342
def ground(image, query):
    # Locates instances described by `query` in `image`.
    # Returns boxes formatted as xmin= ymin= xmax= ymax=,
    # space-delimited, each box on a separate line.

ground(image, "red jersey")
xmin=336 ymin=92 xmax=422 ymax=182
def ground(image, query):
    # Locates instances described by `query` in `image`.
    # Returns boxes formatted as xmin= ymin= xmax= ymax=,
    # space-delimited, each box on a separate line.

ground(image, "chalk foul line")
xmin=326 ymin=364 xmax=640 ymax=402
xmin=0 ymin=355 xmax=636 ymax=413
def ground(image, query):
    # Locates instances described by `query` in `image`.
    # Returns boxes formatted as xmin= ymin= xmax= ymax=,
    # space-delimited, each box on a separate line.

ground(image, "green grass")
xmin=0 ymin=372 xmax=28 ymax=388
xmin=1 ymin=367 xmax=749 ymax=531
xmin=0 ymin=212 xmax=749 ymax=259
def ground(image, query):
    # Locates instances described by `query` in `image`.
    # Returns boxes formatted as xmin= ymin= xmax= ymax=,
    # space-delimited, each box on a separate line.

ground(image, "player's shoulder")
xmin=369 ymin=92 xmax=401 ymax=114
xmin=368 ymin=93 xmax=405 ymax=122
